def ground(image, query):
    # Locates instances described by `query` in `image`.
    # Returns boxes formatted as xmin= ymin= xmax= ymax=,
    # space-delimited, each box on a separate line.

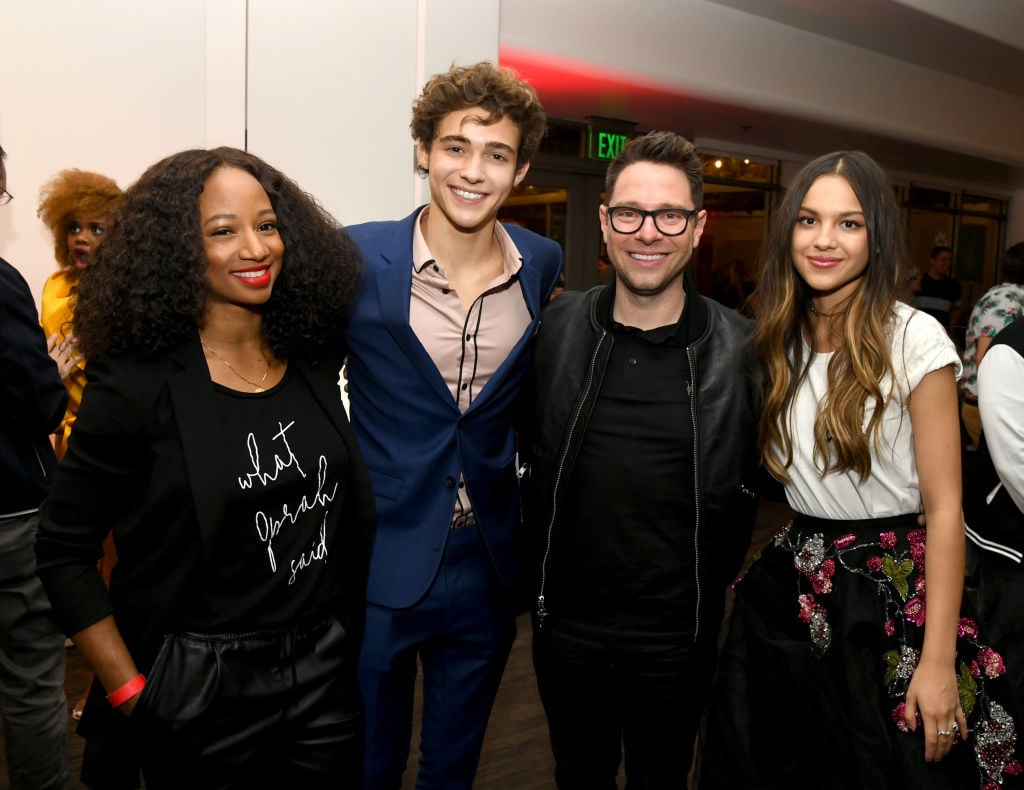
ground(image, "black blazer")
xmin=0 ymin=255 xmax=66 ymax=512
xmin=36 ymin=337 xmax=375 ymax=670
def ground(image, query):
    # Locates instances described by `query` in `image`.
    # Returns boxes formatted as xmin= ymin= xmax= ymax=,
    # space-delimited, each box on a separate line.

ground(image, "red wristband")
xmin=106 ymin=674 xmax=146 ymax=708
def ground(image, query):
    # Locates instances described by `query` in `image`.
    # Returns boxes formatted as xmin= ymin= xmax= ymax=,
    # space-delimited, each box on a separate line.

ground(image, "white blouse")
xmin=780 ymin=301 xmax=962 ymax=520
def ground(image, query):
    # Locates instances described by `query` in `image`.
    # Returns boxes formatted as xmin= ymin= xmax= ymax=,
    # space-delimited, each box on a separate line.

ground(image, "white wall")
xmin=246 ymin=0 xmax=499 ymax=228
xmin=2 ymin=0 xmax=500 ymax=307
xmin=1 ymin=0 xmax=239 ymax=304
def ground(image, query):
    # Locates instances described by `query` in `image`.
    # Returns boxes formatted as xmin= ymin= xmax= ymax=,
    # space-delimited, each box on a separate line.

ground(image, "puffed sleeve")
xmin=898 ymin=306 xmax=963 ymax=394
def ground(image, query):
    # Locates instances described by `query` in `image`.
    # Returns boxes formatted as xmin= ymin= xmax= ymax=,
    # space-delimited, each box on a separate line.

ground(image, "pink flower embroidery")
xmin=798 ymin=593 xmax=816 ymax=623
xmin=866 ymin=556 xmax=883 ymax=573
xmin=904 ymin=597 xmax=926 ymax=627
xmin=809 ymin=558 xmax=836 ymax=594
xmin=959 ymin=618 xmax=979 ymax=639
xmin=975 ymin=647 xmax=1007 ymax=679
xmin=833 ymin=533 xmax=857 ymax=549
xmin=891 ymin=702 xmax=921 ymax=733
xmin=1006 ymin=761 xmax=1023 ymax=776
xmin=884 ymin=619 xmax=896 ymax=637
xmin=880 ymin=531 xmax=897 ymax=549
xmin=892 ymin=702 xmax=910 ymax=732
xmin=908 ymin=529 xmax=927 ymax=571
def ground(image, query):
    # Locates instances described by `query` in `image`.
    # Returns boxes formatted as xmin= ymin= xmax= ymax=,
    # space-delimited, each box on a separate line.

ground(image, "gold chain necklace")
xmin=200 ymin=338 xmax=270 ymax=392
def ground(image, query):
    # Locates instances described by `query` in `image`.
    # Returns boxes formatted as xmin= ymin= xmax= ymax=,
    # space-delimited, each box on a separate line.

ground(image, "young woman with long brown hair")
xmin=700 ymin=151 xmax=1020 ymax=788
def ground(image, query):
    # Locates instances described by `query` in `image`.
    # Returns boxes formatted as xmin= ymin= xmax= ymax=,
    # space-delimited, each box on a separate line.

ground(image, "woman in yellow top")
xmin=38 ymin=169 xmax=122 ymax=459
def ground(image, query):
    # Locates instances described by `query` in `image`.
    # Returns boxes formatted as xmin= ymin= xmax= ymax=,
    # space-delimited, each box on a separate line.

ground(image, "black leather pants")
xmin=133 ymin=614 xmax=362 ymax=790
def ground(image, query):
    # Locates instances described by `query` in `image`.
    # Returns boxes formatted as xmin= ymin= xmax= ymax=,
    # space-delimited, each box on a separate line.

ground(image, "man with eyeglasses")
xmin=0 ymin=143 xmax=71 ymax=789
xmin=518 ymin=130 xmax=762 ymax=788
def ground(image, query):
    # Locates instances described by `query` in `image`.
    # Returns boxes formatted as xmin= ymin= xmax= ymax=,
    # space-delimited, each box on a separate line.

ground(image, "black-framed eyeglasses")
xmin=0 ymin=189 xmax=12 ymax=207
xmin=606 ymin=205 xmax=698 ymax=236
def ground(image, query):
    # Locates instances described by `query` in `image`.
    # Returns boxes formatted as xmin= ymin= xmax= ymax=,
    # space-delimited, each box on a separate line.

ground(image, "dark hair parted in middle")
xmin=410 ymin=61 xmax=547 ymax=173
xmin=73 ymin=146 xmax=362 ymax=362
xmin=755 ymin=150 xmax=906 ymax=483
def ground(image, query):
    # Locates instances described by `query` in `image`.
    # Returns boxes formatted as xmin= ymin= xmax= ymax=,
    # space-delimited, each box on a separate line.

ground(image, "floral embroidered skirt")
xmin=699 ymin=513 xmax=1021 ymax=790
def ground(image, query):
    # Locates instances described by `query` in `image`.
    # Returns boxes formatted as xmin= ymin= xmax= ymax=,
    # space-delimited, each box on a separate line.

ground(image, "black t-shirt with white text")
xmin=194 ymin=367 xmax=349 ymax=631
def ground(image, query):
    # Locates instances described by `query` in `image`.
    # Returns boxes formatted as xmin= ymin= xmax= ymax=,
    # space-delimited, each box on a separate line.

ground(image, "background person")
xmin=965 ymin=315 xmax=1024 ymax=758
xmin=37 ymin=168 xmax=122 ymax=460
xmin=36 ymin=147 xmax=374 ymax=790
xmin=959 ymin=241 xmax=1024 ymax=449
xmin=37 ymin=167 xmax=123 ymax=723
xmin=912 ymin=244 xmax=962 ymax=333
xmin=0 ymin=143 xmax=71 ymax=790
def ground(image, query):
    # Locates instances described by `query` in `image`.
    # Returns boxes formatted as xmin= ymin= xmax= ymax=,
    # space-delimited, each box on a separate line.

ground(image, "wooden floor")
xmin=4 ymin=498 xmax=790 ymax=789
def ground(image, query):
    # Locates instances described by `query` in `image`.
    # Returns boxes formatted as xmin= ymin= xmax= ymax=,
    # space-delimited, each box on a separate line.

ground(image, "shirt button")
xmin=445 ymin=476 xmax=456 ymax=489
xmin=628 ymin=358 xmax=639 ymax=367
xmin=461 ymin=383 xmax=468 ymax=390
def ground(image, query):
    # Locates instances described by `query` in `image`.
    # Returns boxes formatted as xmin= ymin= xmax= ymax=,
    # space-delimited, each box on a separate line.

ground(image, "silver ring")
xmin=938 ymin=729 xmax=952 ymax=737
xmin=952 ymin=722 xmax=960 ymax=732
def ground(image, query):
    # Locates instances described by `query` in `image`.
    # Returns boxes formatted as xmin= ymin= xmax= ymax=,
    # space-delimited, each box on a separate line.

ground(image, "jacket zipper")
xmin=686 ymin=345 xmax=702 ymax=642
xmin=536 ymin=329 xmax=608 ymax=629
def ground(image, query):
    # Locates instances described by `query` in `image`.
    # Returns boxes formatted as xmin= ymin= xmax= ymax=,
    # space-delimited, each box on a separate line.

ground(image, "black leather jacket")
xmin=518 ymin=281 xmax=762 ymax=641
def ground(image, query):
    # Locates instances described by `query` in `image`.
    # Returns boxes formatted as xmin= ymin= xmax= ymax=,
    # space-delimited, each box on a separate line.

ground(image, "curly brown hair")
xmin=37 ymin=169 xmax=122 ymax=271
xmin=410 ymin=61 xmax=546 ymax=174
xmin=73 ymin=147 xmax=363 ymax=362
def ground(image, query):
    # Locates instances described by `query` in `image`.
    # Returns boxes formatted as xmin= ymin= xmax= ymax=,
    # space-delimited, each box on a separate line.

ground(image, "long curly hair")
xmin=74 ymin=147 xmax=363 ymax=362
xmin=411 ymin=61 xmax=547 ymax=173
xmin=37 ymin=169 xmax=122 ymax=271
xmin=754 ymin=150 xmax=906 ymax=483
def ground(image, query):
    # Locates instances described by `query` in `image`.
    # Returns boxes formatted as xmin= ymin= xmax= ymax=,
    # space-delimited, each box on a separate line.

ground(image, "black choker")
xmin=808 ymin=300 xmax=845 ymax=318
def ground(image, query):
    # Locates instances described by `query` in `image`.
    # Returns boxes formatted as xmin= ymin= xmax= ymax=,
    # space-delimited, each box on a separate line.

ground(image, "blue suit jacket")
xmin=346 ymin=207 xmax=563 ymax=608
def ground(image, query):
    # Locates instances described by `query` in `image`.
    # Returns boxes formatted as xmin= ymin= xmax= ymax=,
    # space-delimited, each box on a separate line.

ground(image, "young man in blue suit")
xmin=345 ymin=62 xmax=563 ymax=789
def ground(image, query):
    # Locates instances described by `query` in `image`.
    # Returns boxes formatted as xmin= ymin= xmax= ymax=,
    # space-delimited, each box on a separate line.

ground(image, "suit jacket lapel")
xmin=167 ymin=339 xmax=228 ymax=558
xmin=377 ymin=210 xmax=459 ymax=408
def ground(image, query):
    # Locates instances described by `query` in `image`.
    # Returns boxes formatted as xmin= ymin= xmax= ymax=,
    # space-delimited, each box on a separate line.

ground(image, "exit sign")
xmin=588 ymin=130 xmax=629 ymax=160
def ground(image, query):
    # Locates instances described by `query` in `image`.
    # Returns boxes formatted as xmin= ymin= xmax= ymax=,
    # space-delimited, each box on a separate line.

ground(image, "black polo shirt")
xmin=550 ymin=296 xmax=697 ymax=638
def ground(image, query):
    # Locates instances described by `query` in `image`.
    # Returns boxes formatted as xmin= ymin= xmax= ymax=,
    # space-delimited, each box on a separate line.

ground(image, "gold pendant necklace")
xmin=200 ymin=338 xmax=270 ymax=392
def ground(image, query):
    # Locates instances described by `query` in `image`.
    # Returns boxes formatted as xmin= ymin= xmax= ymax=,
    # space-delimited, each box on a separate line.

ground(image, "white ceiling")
xmin=503 ymin=0 xmax=1024 ymax=192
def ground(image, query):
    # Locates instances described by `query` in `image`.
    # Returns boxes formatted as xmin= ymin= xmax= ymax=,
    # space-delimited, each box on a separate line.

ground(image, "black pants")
xmin=132 ymin=614 xmax=362 ymax=790
xmin=532 ymin=617 xmax=713 ymax=790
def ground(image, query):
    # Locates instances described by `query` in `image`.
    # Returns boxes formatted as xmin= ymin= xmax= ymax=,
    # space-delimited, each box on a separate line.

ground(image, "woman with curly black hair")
xmin=36 ymin=147 xmax=374 ymax=789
